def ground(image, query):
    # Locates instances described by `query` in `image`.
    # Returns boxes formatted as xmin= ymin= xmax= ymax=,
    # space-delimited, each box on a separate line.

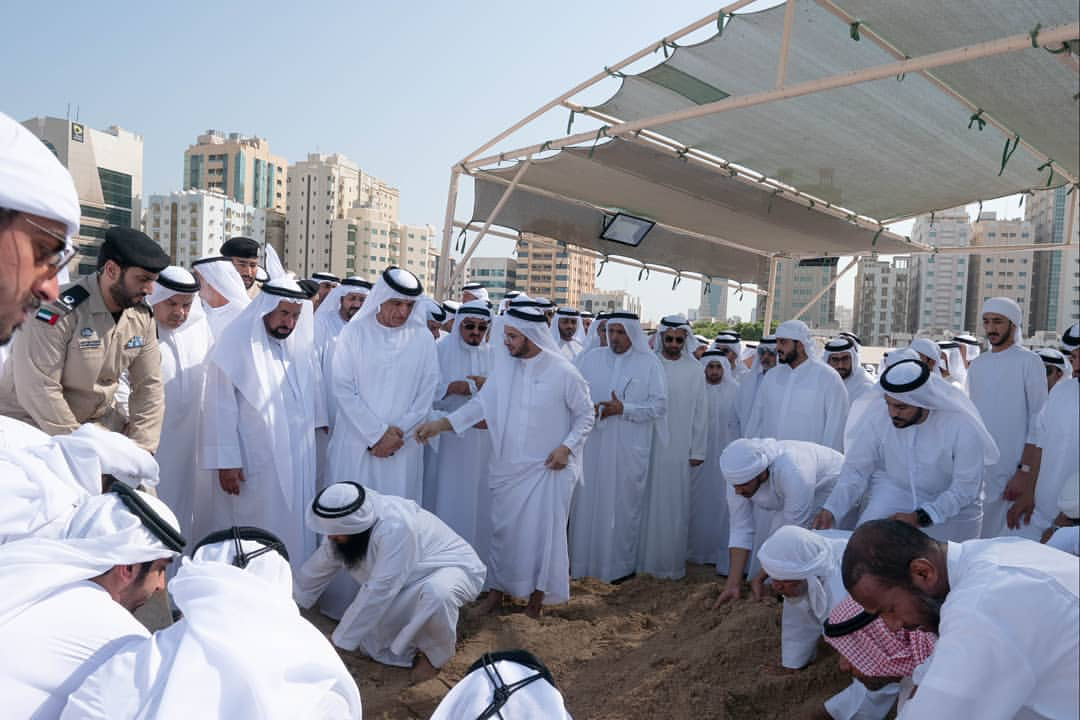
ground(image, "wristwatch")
xmin=914 ymin=508 xmax=933 ymax=527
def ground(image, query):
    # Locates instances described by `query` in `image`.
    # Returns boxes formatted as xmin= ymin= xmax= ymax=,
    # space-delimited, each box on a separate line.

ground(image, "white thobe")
xmin=746 ymin=360 xmax=848 ymax=450
xmin=430 ymin=341 xmax=494 ymax=567
xmin=727 ymin=442 xmax=842 ymax=561
xmin=843 ymin=370 xmax=875 ymax=409
xmin=200 ymin=343 xmax=324 ymax=571
xmin=735 ymin=370 xmax=765 ymax=437
xmin=448 ymin=352 xmax=593 ymax=603
xmin=313 ymin=311 xmax=347 ymax=493
xmin=155 ymin=324 xmax=212 ymax=541
xmin=0 ymin=580 xmax=147 ymax=720
xmin=294 ymin=495 xmax=485 ymax=667
xmin=637 ymin=354 xmax=708 ymax=579
xmin=898 ymin=538 xmax=1079 ymax=719
xmin=203 ymin=302 xmax=242 ymax=339
xmin=824 ymin=408 xmax=985 ymax=541
xmin=328 ymin=323 xmax=439 ymax=503
xmin=556 ymin=338 xmax=583 ymax=361
xmin=1013 ymin=377 xmax=1079 ymax=540
xmin=570 ymin=349 xmax=667 ymax=582
xmin=968 ymin=346 xmax=1048 ymax=537
xmin=687 ymin=380 xmax=740 ymax=571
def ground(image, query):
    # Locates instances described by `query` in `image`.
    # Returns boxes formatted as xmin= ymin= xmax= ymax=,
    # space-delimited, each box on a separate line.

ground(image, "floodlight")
xmin=600 ymin=213 xmax=655 ymax=247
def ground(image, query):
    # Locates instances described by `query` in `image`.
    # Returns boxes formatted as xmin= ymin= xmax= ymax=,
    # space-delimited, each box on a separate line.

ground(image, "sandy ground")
xmin=305 ymin=565 xmax=858 ymax=719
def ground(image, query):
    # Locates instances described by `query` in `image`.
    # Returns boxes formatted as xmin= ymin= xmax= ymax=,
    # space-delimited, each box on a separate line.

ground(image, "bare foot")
xmin=410 ymin=653 xmax=439 ymax=684
xmin=525 ymin=590 xmax=544 ymax=619
xmin=477 ymin=590 xmax=504 ymax=615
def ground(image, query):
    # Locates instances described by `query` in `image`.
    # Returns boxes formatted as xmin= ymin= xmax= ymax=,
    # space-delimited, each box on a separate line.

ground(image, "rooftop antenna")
xmin=66 ymin=103 xmax=70 ymax=121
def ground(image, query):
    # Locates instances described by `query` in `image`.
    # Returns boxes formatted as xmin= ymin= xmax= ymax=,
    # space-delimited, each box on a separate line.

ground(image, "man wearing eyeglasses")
xmin=0 ymin=226 xmax=169 ymax=454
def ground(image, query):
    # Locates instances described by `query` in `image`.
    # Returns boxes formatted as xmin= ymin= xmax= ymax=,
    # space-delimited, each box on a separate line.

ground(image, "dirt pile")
xmin=309 ymin=565 xmax=852 ymax=719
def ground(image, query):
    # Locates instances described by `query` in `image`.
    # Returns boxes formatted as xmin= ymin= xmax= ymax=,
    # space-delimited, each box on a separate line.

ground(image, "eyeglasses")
xmin=663 ymin=335 xmax=685 ymax=345
xmin=20 ymin=215 xmax=76 ymax=275
xmin=462 ymin=322 xmax=489 ymax=332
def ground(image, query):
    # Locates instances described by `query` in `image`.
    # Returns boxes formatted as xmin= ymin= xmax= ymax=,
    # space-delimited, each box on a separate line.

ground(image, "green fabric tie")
xmin=587 ymin=126 xmax=610 ymax=158
xmin=998 ymin=135 xmax=1020 ymax=176
xmin=850 ymin=20 xmax=861 ymax=41
xmin=638 ymin=266 xmax=650 ymax=281
xmin=1037 ymin=160 xmax=1055 ymax=187
xmin=968 ymin=109 xmax=986 ymax=131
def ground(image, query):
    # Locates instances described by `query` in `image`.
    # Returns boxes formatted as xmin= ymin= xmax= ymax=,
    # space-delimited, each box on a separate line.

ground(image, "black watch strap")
xmin=915 ymin=508 xmax=933 ymax=527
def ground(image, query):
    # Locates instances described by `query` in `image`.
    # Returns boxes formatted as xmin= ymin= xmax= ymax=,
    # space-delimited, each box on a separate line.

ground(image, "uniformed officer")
xmin=220 ymin=236 xmax=260 ymax=298
xmin=0 ymin=227 xmax=169 ymax=453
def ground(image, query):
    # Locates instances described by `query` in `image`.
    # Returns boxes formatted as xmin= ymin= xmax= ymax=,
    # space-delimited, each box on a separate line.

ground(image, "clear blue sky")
xmin=2 ymin=1 xmax=1020 ymax=322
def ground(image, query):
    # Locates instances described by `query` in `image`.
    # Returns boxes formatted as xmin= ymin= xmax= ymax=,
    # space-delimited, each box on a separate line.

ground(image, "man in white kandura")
xmin=746 ymin=320 xmax=847 ymax=451
xmin=429 ymin=299 xmax=495 ymax=564
xmin=715 ymin=438 xmax=843 ymax=604
xmin=570 ymin=312 xmax=667 ymax=582
xmin=190 ymin=255 xmax=250 ymax=339
xmin=551 ymin=307 xmax=586 ymax=361
xmin=431 ymin=649 xmax=572 ymax=720
xmin=147 ymin=267 xmax=213 ymax=540
xmin=755 ymin=526 xmax=900 ymax=720
xmin=294 ymin=483 xmax=485 ymax=680
xmin=967 ymin=297 xmax=1047 ymax=538
xmin=815 ymin=358 xmax=998 ymax=542
xmin=328 ymin=267 xmax=439 ymax=502
xmin=61 ymin=526 xmax=362 ymax=720
xmin=844 ymin=519 xmax=1079 ymax=720
xmin=735 ymin=335 xmax=776 ymax=435
xmin=823 ymin=336 xmax=874 ymax=408
xmin=313 ymin=276 xmax=370 ymax=491
xmin=200 ymin=277 xmax=325 ymax=571
xmin=0 ymin=486 xmax=184 ymax=720
xmin=687 ymin=349 xmax=740 ymax=572
xmin=416 ymin=305 xmax=594 ymax=618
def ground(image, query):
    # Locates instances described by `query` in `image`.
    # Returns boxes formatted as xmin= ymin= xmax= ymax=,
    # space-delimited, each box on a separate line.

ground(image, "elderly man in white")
xmin=294 ymin=483 xmax=485 ymax=681
xmin=61 ymin=526 xmax=362 ymax=720
xmin=0 ymin=486 xmax=184 ymax=719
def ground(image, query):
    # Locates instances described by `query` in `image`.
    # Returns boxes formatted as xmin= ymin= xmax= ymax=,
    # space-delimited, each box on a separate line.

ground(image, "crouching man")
xmin=294 ymin=482 xmax=486 ymax=681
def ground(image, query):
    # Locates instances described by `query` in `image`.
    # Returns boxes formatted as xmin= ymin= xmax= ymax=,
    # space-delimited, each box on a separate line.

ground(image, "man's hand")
xmin=1003 ymin=469 xmax=1034 ymax=501
xmin=599 ymin=391 xmax=624 ymax=419
xmin=545 ymin=445 xmax=571 ymax=470
xmin=1006 ymin=492 xmax=1036 ymax=530
xmin=890 ymin=511 xmax=919 ymax=527
xmin=370 ymin=426 xmax=404 ymax=457
xmin=811 ymin=509 xmax=835 ymax=530
xmin=219 ymin=468 xmax=244 ymax=495
xmin=713 ymin=583 xmax=741 ymax=608
xmin=415 ymin=418 xmax=452 ymax=444
xmin=750 ymin=571 xmax=767 ymax=601
xmin=466 ymin=375 xmax=486 ymax=391
xmin=1040 ymin=525 xmax=1058 ymax=544
xmin=445 ymin=380 xmax=472 ymax=397
xmin=473 ymin=420 xmax=488 ymax=430
xmin=689 ymin=458 xmax=704 ymax=467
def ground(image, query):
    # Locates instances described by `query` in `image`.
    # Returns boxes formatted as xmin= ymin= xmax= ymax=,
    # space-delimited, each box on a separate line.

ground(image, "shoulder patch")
xmin=55 ymin=285 xmax=89 ymax=313
xmin=35 ymin=307 xmax=62 ymax=325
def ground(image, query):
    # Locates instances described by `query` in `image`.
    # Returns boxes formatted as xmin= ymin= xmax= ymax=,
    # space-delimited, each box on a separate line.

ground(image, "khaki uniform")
xmin=0 ymin=275 xmax=164 ymax=452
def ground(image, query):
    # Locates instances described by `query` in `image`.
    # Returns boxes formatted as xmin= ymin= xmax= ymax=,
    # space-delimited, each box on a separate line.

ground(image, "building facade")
xmin=964 ymin=212 xmax=1034 ymax=332
xmin=327 ymin=207 xmax=436 ymax=285
xmin=465 ymin=257 xmax=517 ymax=303
xmin=580 ymin=289 xmax=642 ymax=316
xmin=697 ymin=278 xmax=729 ymax=322
xmin=144 ymin=189 xmax=276 ymax=267
xmin=514 ymin=234 xmax=595 ymax=307
xmin=183 ymin=130 xmax=287 ymax=212
xmin=21 ymin=116 xmax=143 ymax=277
xmin=853 ymin=255 xmax=912 ymax=346
xmin=754 ymin=258 xmax=838 ymax=330
xmin=908 ymin=207 xmax=972 ymax=335
xmin=1028 ymin=186 xmax=1080 ymax=333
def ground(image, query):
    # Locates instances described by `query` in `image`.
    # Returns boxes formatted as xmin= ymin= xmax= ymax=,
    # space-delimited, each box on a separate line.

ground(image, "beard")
xmin=331 ymin=529 xmax=373 ymax=568
xmin=907 ymin=588 xmax=943 ymax=633
xmin=108 ymin=279 xmax=143 ymax=310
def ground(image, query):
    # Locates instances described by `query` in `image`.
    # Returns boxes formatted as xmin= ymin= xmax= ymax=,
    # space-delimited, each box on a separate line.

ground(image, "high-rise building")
xmin=21 ymin=116 xmax=143 ymax=276
xmin=964 ymin=212 xmax=1034 ymax=332
xmin=1028 ymin=186 xmax=1080 ymax=333
xmin=327 ymin=207 xmax=436 ymax=284
xmin=514 ymin=234 xmax=595 ymax=307
xmin=754 ymin=259 xmax=838 ymax=329
xmin=852 ymin=255 xmax=912 ymax=346
xmin=580 ymin=289 xmax=642 ymax=316
xmin=183 ymin=130 xmax=287 ymax=212
xmin=144 ymin=189 xmax=277 ymax=267
xmin=465 ymin=257 xmax=517 ymax=303
xmin=908 ymin=207 xmax=971 ymax=335
xmin=698 ymin=278 xmax=729 ymax=321
xmin=284 ymin=153 xmax=402 ymax=278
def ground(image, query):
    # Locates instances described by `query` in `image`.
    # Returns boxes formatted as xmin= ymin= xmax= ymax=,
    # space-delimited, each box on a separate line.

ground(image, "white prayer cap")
xmin=1062 ymin=323 xmax=1080 ymax=351
xmin=776 ymin=319 xmax=819 ymax=355
xmin=551 ymin=306 xmax=585 ymax=346
xmin=306 ymin=482 xmax=376 ymax=536
xmin=443 ymin=299 xmax=462 ymax=314
xmin=457 ymin=298 xmax=491 ymax=318
xmin=758 ymin=527 xmax=849 ymax=622
xmin=147 ymin=266 xmax=200 ymax=307
xmin=430 ymin=650 xmax=571 ymax=720
xmin=694 ymin=334 xmax=709 ymax=345
xmin=462 ymin=282 xmax=489 ymax=302
xmin=1037 ymin=347 xmax=1067 ymax=370
xmin=823 ymin=336 xmax=859 ymax=363
xmin=981 ymin=296 xmax=1024 ymax=344
xmin=0 ymin=112 xmax=79 ymax=242
xmin=314 ymin=276 xmax=371 ymax=322
xmin=420 ymin=296 xmax=447 ymax=324
xmin=719 ymin=437 xmax=783 ymax=485
xmin=348 ymin=265 xmax=425 ymax=331
xmin=838 ymin=331 xmax=861 ymax=347
xmin=909 ymin=338 xmax=945 ymax=376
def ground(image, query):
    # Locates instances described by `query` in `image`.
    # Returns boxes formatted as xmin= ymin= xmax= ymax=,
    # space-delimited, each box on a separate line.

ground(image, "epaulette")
xmin=35 ymin=285 xmax=89 ymax=325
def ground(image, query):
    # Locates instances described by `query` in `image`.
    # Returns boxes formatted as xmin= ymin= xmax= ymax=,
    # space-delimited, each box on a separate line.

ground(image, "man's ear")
xmin=908 ymin=557 xmax=938 ymax=592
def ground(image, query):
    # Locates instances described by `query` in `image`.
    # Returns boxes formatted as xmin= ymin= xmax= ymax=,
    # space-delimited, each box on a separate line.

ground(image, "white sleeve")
xmin=1023 ymin=354 xmax=1049 ymax=444
xmin=777 ymin=459 xmax=818 ymax=528
xmin=561 ymin=367 xmax=596 ymax=455
xmin=727 ymin=484 xmax=756 ymax=551
xmin=821 ymin=371 xmax=849 ymax=452
xmin=622 ymin=361 xmax=668 ymax=425
xmin=397 ymin=347 xmax=441 ymax=434
xmin=922 ymin=422 xmax=985 ymax=526
xmin=292 ymin=540 xmax=345 ymax=609
xmin=447 ymin=395 xmax=486 ymax=435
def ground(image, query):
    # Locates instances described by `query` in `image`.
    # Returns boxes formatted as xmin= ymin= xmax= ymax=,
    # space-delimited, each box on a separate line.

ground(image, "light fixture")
xmin=600 ymin=212 xmax=655 ymax=247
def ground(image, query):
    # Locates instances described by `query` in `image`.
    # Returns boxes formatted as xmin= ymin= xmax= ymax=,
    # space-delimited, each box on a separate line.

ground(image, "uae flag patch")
xmin=35 ymin=307 xmax=61 ymax=325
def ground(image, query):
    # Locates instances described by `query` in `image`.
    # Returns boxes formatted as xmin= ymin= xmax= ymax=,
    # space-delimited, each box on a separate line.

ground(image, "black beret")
xmin=296 ymin=279 xmax=320 ymax=299
xmin=220 ymin=236 xmax=260 ymax=259
xmin=98 ymin=227 xmax=169 ymax=273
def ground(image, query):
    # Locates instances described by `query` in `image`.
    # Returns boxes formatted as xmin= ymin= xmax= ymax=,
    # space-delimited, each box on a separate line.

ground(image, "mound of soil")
xmin=307 ymin=565 xmax=853 ymax=719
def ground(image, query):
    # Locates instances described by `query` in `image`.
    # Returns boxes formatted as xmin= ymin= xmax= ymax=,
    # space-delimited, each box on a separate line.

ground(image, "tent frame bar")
xmin=761 ymin=256 xmax=780 ymax=333
xmin=791 ymin=256 xmax=859 ymax=322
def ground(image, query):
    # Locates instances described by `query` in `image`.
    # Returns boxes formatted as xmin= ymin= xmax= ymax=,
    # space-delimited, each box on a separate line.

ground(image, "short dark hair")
xmin=0 ymin=208 xmax=17 ymax=232
xmin=841 ymin=519 xmax=940 ymax=591
xmin=96 ymin=243 xmax=129 ymax=273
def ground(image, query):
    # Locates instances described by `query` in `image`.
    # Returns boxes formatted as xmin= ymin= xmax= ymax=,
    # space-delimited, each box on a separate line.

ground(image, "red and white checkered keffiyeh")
xmin=823 ymin=595 xmax=936 ymax=678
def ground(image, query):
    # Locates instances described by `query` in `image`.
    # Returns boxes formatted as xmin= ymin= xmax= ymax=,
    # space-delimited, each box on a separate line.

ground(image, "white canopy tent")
xmin=437 ymin=0 xmax=1079 ymax=328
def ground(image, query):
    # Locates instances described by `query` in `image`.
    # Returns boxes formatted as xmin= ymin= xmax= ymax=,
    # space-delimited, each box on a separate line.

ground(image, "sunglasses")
xmin=462 ymin=322 xmax=489 ymax=332
xmin=20 ymin=215 xmax=76 ymax=276
xmin=663 ymin=335 xmax=685 ymax=344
